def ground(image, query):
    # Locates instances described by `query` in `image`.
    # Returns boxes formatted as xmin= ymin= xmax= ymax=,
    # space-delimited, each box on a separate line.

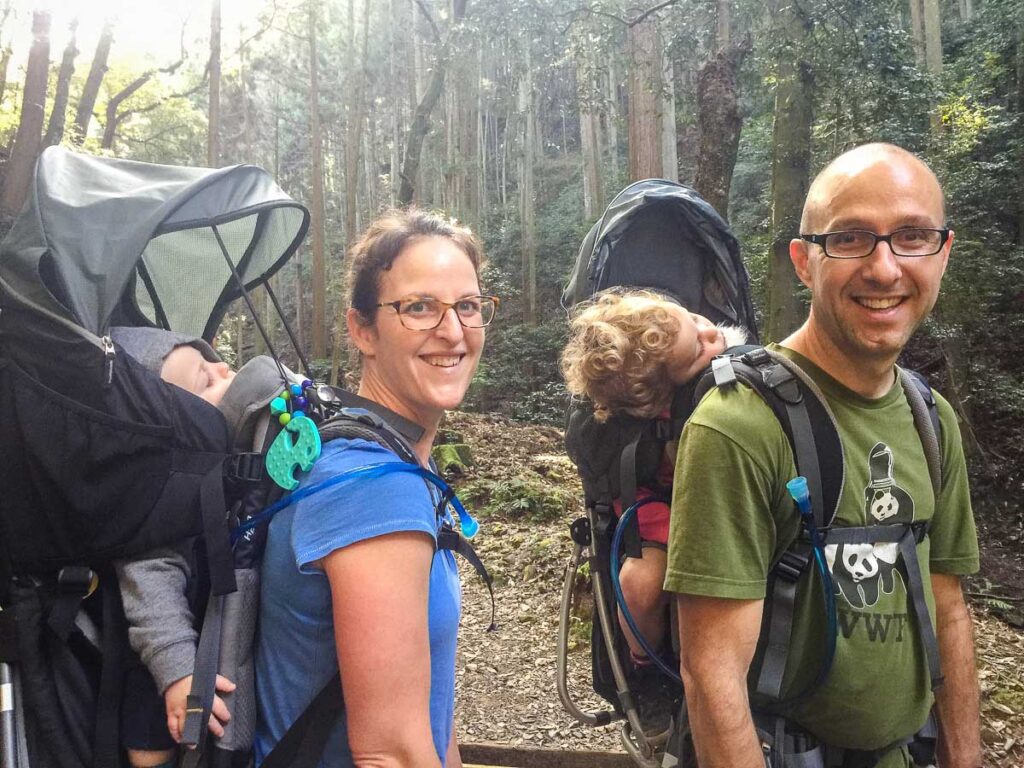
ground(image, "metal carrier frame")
xmin=555 ymin=506 xmax=678 ymax=768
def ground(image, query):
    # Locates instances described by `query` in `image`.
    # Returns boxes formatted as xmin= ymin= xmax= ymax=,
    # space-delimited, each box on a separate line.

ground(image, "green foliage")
xmin=461 ymin=474 xmax=574 ymax=522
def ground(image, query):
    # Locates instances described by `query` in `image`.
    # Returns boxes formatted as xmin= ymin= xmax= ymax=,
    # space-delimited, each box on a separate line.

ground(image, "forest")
xmin=0 ymin=0 xmax=1022 ymax=761
xmin=0 ymin=0 xmax=1021 ymax=610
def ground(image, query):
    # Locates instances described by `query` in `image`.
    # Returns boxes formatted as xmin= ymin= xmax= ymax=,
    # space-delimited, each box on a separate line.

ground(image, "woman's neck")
xmin=355 ymin=376 xmax=440 ymax=467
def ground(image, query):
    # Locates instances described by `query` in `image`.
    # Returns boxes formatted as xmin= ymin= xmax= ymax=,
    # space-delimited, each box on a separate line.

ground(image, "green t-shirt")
xmin=665 ymin=346 xmax=978 ymax=762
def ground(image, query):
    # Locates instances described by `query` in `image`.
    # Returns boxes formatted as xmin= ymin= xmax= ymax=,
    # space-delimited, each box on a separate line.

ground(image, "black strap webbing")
xmin=827 ymin=524 xmax=943 ymax=691
xmin=618 ymin=431 xmax=643 ymax=559
xmin=756 ymin=547 xmax=810 ymax=699
xmin=181 ymin=593 xmax=226 ymax=752
xmin=92 ymin=583 xmax=125 ymax=768
xmin=201 ymin=462 xmax=237 ymax=597
xmin=260 ymin=676 xmax=344 ymax=768
xmin=438 ymin=527 xmax=497 ymax=631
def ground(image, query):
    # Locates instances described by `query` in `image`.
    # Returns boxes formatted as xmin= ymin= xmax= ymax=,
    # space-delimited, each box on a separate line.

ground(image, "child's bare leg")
xmin=127 ymin=749 xmax=175 ymax=768
xmin=617 ymin=546 xmax=669 ymax=661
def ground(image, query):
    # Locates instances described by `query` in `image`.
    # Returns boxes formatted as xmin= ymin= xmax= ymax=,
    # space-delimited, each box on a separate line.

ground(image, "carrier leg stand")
xmin=556 ymin=510 xmax=663 ymax=768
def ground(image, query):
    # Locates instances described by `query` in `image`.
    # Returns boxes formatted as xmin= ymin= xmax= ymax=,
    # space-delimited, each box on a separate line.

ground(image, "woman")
xmin=254 ymin=209 xmax=497 ymax=767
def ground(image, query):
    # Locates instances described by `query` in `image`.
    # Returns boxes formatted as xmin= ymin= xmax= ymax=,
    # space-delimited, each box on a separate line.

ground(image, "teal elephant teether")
xmin=266 ymin=414 xmax=322 ymax=490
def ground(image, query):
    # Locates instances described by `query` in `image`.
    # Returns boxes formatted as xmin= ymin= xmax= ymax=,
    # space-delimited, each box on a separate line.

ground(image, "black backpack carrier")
xmin=556 ymin=180 xmax=942 ymax=768
xmin=558 ymin=179 xmax=758 ymax=766
xmin=0 ymin=147 xmax=308 ymax=768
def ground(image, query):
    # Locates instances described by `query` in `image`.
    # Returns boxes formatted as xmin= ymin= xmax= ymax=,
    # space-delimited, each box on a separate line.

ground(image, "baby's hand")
xmin=164 ymin=674 xmax=237 ymax=744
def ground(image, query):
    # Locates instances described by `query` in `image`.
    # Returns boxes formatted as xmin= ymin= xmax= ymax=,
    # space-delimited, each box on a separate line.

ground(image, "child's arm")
xmin=114 ymin=548 xmax=198 ymax=693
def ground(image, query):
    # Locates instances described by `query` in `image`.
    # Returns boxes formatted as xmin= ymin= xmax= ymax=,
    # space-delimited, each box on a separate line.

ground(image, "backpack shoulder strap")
xmin=899 ymin=368 xmax=942 ymax=498
xmin=694 ymin=347 xmax=844 ymax=701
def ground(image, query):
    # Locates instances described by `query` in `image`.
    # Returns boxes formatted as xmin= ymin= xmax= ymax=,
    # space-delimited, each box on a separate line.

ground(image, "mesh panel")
xmin=135 ymin=208 xmax=304 ymax=338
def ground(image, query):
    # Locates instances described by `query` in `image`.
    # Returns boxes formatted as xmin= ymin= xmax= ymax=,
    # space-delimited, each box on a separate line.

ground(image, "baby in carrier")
xmin=110 ymin=327 xmax=240 ymax=768
xmin=561 ymin=290 xmax=747 ymax=669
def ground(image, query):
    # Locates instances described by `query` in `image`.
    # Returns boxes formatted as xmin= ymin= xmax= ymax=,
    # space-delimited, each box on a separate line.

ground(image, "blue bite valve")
xmin=787 ymin=476 xmax=811 ymax=515
xmin=460 ymin=514 xmax=479 ymax=539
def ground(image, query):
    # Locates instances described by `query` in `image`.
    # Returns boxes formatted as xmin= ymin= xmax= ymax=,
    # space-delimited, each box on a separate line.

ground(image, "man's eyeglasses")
xmin=375 ymin=295 xmax=500 ymax=330
xmin=800 ymin=228 xmax=951 ymax=259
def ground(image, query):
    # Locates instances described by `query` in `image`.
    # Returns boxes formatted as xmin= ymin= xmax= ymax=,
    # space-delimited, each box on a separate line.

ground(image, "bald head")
xmin=800 ymin=143 xmax=945 ymax=234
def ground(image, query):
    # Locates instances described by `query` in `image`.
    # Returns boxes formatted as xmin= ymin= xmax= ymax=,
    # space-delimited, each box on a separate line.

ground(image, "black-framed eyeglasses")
xmin=800 ymin=228 xmax=951 ymax=259
xmin=375 ymin=295 xmax=500 ymax=330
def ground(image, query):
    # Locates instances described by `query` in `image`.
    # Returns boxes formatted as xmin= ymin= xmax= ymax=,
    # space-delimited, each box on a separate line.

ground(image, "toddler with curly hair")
xmin=561 ymin=289 xmax=747 ymax=668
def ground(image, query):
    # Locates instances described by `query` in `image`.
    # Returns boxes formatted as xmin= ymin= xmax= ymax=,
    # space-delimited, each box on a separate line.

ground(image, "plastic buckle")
xmin=712 ymin=356 xmax=737 ymax=387
xmin=773 ymin=550 xmax=808 ymax=582
xmin=743 ymin=347 xmax=771 ymax=367
xmin=56 ymin=566 xmax=96 ymax=597
xmin=227 ymin=452 xmax=264 ymax=483
xmin=912 ymin=521 xmax=931 ymax=543
xmin=339 ymin=406 xmax=385 ymax=430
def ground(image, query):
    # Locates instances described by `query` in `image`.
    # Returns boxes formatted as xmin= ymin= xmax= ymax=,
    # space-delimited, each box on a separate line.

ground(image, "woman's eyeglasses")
xmin=375 ymin=295 xmax=500 ymax=330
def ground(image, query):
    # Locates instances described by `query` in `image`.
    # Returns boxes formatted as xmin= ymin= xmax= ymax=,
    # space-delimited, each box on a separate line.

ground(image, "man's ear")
xmin=790 ymin=238 xmax=813 ymax=289
xmin=346 ymin=307 xmax=377 ymax=357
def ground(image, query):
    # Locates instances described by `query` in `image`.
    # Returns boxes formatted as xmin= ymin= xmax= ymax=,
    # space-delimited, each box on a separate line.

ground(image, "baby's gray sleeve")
xmin=114 ymin=548 xmax=198 ymax=693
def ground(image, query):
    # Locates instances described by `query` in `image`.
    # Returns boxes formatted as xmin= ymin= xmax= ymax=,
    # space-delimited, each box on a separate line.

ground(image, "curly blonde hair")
xmin=561 ymin=290 xmax=682 ymax=422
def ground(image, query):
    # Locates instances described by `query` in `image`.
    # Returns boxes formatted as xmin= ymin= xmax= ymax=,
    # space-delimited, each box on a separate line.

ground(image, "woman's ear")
xmin=346 ymin=307 xmax=377 ymax=358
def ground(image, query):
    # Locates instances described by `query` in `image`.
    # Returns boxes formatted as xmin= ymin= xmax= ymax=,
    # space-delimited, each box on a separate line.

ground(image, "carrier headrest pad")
xmin=218 ymin=355 xmax=302 ymax=449
xmin=110 ymin=326 xmax=220 ymax=372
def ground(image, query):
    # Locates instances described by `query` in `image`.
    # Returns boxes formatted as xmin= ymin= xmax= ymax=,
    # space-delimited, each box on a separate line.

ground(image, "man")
xmin=665 ymin=144 xmax=982 ymax=768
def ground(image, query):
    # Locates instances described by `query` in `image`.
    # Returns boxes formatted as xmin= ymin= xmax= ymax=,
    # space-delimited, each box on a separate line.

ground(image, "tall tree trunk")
xmin=606 ymin=61 xmax=620 ymax=174
xmin=519 ymin=45 xmax=537 ymax=326
xmin=345 ymin=0 xmax=370 ymax=245
xmin=908 ymin=0 xmax=925 ymax=68
xmin=0 ymin=1 xmax=13 ymax=107
xmin=957 ymin=0 xmax=972 ymax=23
xmin=765 ymin=4 xmax=813 ymax=342
xmin=1 ymin=11 xmax=50 ymax=216
xmin=717 ymin=0 xmax=731 ymax=49
xmin=72 ymin=20 xmax=112 ymax=145
xmin=660 ymin=51 xmax=678 ymax=182
xmin=694 ymin=38 xmax=750 ymax=220
xmin=0 ymin=45 xmax=10 ymax=107
xmin=922 ymin=0 xmax=942 ymax=75
xmin=42 ymin=19 xmax=77 ymax=149
xmin=577 ymin=48 xmax=604 ymax=220
xmin=208 ymin=0 xmax=221 ymax=166
xmin=627 ymin=16 xmax=663 ymax=180
xmin=308 ymin=0 xmax=327 ymax=359
xmin=1017 ymin=19 xmax=1024 ymax=245
xmin=398 ymin=0 xmax=468 ymax=206
xmin=389 ymin=0 xmax=401 ymax=208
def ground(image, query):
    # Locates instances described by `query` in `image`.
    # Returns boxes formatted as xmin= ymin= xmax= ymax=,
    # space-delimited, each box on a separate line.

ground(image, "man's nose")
xmin=862 ymin=239 xmax=903 ymax=284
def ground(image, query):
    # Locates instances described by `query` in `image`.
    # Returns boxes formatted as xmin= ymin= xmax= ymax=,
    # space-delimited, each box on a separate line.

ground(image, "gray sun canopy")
xmin=0 ymin=146 xmax=309 ymax=340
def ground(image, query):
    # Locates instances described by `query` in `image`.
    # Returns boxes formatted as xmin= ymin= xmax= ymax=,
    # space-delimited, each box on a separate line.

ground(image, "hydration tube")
xmin=232 ymin=461 xmax=479 ymax=544
xmin=786 ymin=477 xmax=838 ymax=692
xmin=610 ymin=497 xmax=682 ymax=684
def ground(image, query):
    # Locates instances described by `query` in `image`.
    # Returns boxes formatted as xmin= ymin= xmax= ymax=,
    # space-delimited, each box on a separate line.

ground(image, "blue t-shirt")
xmin=254 ymin=439 xmax=461 ymax=766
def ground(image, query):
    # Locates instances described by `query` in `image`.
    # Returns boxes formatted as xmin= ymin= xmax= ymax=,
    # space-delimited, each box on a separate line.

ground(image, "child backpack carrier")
xmin=556 ymin=180 xmax=942 ymax=768
xmin=0 ymin=147 xmax=304 ymax=768
xmin=0 ymin=147 xmax=490 ymax=768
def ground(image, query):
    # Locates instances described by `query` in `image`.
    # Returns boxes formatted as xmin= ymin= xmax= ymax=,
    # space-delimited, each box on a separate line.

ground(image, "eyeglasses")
xmin=800 ymin=228 xmax=951 ymax=259
xmin=375 ymin=295 xmax=500 ymax=330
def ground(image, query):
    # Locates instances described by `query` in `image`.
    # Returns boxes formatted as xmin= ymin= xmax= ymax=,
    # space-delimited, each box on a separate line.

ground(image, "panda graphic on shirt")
xmin=824 ymin=442 xmax=914 ymax=609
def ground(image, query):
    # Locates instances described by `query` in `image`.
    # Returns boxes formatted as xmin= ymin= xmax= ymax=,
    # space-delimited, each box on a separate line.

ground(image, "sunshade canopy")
xmin=562 ymin=179 xmax=758 ymax=335
xmin=0 ymin=147 xmax=309 ymax=339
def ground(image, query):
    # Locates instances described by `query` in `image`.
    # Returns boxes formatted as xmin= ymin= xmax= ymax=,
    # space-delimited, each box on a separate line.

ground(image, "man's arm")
xmin=676 ymin=594 xmax=766 ymax=768
xmin=931 ymin=572 xmax=982 ymax=768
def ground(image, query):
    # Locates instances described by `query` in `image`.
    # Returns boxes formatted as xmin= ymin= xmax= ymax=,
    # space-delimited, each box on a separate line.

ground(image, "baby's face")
xmin=663 ymin=305 xmax=728 ymax=385
xmin=160 ymin=345 xmax=236 ymax=406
